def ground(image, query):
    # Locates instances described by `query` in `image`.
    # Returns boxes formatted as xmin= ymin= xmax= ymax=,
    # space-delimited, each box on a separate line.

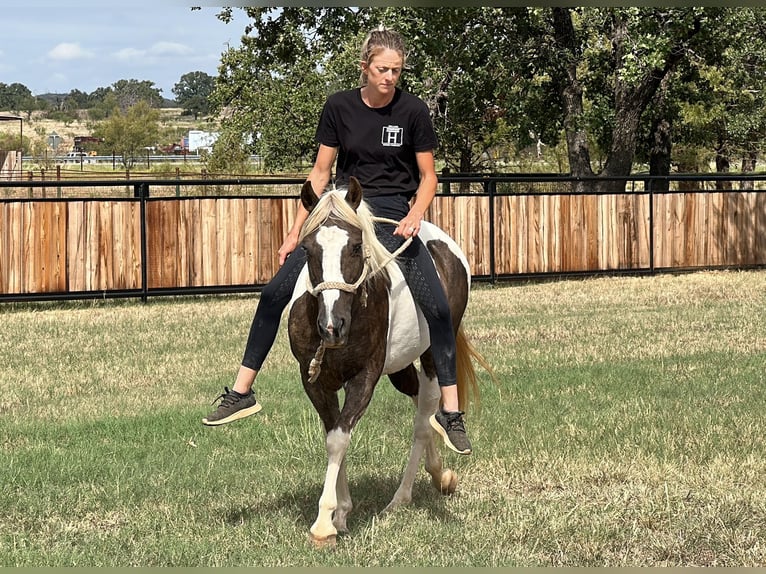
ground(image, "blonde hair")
xmin=359 ymin=26 xmax=407 ymax=87
xmin=299 ymin=188 xmax=392 ymax=282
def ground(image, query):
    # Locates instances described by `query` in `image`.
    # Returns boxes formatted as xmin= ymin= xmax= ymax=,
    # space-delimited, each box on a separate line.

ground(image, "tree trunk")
xmin=459 ymin=144 xmax=472 ymax=194
xmin=648 ymin=118 xmax=672 ymax=192
xmin=715 ymin=138 xmax=731 ymax=191
xmin=741 ymin=150 xmax=757 ymax=190
xmin=551 ymin=8 xmax=593 ymax=192
xmin=551 ymin=8 xmax=703 ymax=194
xmin=599 ymin=12 xmax=698 ymax=192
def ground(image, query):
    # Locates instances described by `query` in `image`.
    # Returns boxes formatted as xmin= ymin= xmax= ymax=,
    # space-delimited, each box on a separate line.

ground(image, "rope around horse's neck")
xmin=306 ymin=216 xmax=412 ymax=296
xmin=305 ymin=216 xmax=413 ymax=384
xmin=369 ymin=216 xmax=413 ymax=274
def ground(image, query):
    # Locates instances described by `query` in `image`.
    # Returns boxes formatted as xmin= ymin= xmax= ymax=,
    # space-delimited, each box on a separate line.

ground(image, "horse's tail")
xmin=455 ymin=325 xmax=496 ymax=413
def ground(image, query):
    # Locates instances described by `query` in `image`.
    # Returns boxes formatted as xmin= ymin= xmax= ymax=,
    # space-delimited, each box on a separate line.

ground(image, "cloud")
xmin=48 ymin=42 xmax=94 ymax=61
xmin=115 ymin=48 xmax=144 ymax=61
xmin=113 ymin=42 xmax=193 ymax=64
xmin=149 ymin=42 xmax=193 ymax=57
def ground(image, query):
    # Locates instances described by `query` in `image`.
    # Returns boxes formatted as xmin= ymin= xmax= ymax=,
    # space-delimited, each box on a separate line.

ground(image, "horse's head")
xmin=299 ymin=177 xmax=369 ymax=348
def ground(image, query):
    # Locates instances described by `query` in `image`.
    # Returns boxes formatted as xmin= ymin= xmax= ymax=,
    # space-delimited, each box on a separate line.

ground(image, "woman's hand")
xmin=394 ymin=210 xmax=424 ymax=239
xmin=278 ymin=233 xmax=300 ymax=265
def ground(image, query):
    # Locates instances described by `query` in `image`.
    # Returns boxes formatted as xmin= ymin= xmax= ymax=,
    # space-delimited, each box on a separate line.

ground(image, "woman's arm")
xmin=394 ymin=149 xmax=437 ymax=238
xmin=278 ymin=144 xmax=338 ymax=265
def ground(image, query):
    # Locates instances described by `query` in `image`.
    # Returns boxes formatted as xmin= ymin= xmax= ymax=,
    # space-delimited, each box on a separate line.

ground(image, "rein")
xmin=305 ymin=216 xmax=413 ymax=383
xmin=305 ymin=216 xmax=413 ymax=301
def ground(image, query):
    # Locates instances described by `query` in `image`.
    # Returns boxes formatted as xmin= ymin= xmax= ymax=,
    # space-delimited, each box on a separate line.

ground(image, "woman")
xmin=203 ymin=27 xmax=472 ymax=455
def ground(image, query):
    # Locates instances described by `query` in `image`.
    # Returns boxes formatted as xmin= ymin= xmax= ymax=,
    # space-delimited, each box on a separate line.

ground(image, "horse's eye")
xmin=351 ymin=243 xmax=363 ymax=256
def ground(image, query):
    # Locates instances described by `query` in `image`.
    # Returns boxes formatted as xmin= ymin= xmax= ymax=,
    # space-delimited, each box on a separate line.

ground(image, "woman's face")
xmin=362 ymin=48 xmax=403 ymax=96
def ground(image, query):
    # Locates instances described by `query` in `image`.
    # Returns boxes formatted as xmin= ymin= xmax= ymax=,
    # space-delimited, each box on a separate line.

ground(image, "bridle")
xmin=305 ymin=216 xmax=412 ymax=307
xmin=304 ymin=216 xmax=413 ymax=383
xmin=306 ymin=245 xmax=372 ymax=306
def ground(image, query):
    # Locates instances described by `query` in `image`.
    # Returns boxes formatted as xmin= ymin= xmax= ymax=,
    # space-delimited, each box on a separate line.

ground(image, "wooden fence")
xmin=1 ymin=176 xmax=765 ymax=301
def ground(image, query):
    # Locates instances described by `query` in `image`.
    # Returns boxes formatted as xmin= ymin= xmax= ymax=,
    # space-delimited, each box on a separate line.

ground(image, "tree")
xmin=210 ymin=7 xmax=532 ymax=173
xmin=0 ymin=82 xmax=37 ymax=116
xmin=536 ymin=7 xmax=729 ymax=190
xmin=0 ymin=132 xmax=31 ymax=155
xmin=210 ymin=6 xmax=766 ymax=181
xmin=92 ymin=101 xmax=160 ymax=168
xmin=673 ymin=8 xmax=766 ymax=178
xmin=173 ymin=71 xmax=215 ymax=119
xmin=62 ymin=89 xmax=91 ymax=111
xmin=110 ymin=79 xmax=163 ymax=112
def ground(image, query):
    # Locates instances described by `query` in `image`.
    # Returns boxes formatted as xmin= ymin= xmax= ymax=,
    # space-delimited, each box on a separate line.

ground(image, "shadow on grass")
xmin=224 ymin=472 xmax=456 ymax=532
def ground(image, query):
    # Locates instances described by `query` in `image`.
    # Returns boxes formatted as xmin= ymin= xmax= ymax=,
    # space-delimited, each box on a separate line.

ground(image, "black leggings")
xmin=241 ymin=209 xmax=457 ymax=388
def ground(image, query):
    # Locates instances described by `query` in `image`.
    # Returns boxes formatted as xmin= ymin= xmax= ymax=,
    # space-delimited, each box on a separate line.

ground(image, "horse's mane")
xmin=299 ymin=187 xmax=393 ymax=282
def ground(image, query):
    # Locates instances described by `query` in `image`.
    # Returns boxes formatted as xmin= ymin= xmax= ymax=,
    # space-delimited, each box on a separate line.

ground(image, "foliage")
xmin=211 ymin=7 xmax=535 ymax=173
xmin=210 ymin=7 xmax=766 ymax=177
xmin=668 ymin=8 xmax=766 ymax=172
xmin=0 ymin=132 xmax=30 ymax=154
xmin=0 ymin=82 xmax=37 ymax=116
xmin=110 ymin=79 xmax=164 ymax=112
xmin=173 ymin=71 xmax=216 ymax=119
xmin=92 ymin=101 xmax=161 ymax=169
xmin=205 ymin=128 xmax=253 ymax=175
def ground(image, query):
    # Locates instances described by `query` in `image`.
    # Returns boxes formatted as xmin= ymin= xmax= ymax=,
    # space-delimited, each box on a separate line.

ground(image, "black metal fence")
xmin=1 ymin=172 xmax=765 ymax=303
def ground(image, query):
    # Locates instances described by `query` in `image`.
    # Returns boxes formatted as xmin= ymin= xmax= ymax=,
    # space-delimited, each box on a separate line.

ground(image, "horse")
xmin=287 ymin=176 xmax=486 ymax=546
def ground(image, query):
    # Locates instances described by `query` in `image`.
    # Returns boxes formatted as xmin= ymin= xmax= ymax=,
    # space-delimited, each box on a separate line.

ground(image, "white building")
xmin=187 ymin=130 xmax=219 ymax=153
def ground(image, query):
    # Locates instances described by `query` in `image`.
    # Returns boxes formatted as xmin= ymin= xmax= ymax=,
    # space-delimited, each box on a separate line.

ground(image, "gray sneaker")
xmin=429 ymin=409 xmax=472 ymax=455
xmin=202 ymin=387 xmax=262 ymax=426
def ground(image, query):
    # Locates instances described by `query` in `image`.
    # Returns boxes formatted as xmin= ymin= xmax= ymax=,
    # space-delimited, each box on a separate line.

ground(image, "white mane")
xmin=298 ymin=187 xmax=393 ymax=281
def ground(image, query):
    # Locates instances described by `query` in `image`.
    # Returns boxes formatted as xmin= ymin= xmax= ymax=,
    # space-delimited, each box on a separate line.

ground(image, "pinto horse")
xmin=287 ymin=177 xmax=484 ymax=546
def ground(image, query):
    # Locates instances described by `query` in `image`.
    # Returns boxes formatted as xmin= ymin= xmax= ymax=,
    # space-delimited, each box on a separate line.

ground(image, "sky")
xmin=0 ymin=2 xmax=245 ymax=99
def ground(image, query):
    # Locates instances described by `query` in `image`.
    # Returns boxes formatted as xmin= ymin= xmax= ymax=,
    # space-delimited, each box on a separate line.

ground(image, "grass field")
xmin=1 ymin=270 xmax=765 ymax=566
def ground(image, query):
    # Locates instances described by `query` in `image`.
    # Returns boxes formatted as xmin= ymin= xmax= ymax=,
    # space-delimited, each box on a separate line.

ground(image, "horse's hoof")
xmin=432 ymin=469 xmax=458 ymax=495
xmin=309 ymin=533 xmax=337 ymax=549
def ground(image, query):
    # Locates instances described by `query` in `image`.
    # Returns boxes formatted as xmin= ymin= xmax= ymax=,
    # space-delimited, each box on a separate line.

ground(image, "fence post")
xmin=56 ymin=165 xmax=62 ymax=198
xmin=133 ymin=182 xmax=149 ymax=198
xmin=441 ymin=167 xmax=451 ymax=195
xmin=485 ymin=177 xmax=497 ymax=283
xmin=649 ymin=187 xmax=655 ymax=275
xmin=136 ymin=182 xmax=149 ymax=303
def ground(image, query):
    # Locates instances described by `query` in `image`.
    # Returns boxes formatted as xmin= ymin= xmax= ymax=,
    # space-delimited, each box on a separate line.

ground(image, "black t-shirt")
xmin=315 ymin=87 xmax=438 ymax=200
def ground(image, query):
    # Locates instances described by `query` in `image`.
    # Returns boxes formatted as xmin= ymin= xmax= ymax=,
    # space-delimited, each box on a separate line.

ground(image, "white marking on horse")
xmin=310 ymin=428 xmax=351 ymax=542
xmin=315 ymin=225 xmax=348 ymax=327
xmin=382 ymin=221 xmax=469 ymax=374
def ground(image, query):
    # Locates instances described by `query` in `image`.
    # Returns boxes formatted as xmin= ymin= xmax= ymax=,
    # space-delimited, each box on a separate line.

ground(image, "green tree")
xmin=173 ymin=71 xmax=215 ymax=119
xmin=111 ymin=79 xmax=163 ymax=112
xmin=0 ymin=132 xmax=30 ymax=155
xmin=0 ymin=82 xmax=37 ymax=116
xmin=211 ymin=6 xmax=765 ymax=182
xmin=674 ymin=8 xmax=766 ymax=178
xmin=537 ymin=7 xmax=728 ymax=189
xmin=211 ymin=7 xmax=532 ymax=174
xmin=92 ymin=101 xmax=160 ymax=168
xmin=62 ymin=89 xmax=91 ymax=111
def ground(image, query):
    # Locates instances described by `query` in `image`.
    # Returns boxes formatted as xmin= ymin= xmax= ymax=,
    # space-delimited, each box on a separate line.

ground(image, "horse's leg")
xmin=383 ymin=365 xmax=423 ymax=512
xmin=310 ymin=426 xmax=351 ymax=545
xmin=306 ymin=367 xmax=380 ymax=545
xmin=418 ymin=352 xmax=459 ymax=495
xmin=332 ymin=457 xmax=352 ymax=534
xmin=384 ymin=359 xmax=456 ymax=513
xmin=301 ymin=383 xmax=347 ymax=546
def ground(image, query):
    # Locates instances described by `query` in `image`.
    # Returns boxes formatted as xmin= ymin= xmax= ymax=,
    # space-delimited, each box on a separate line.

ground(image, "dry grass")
xmin=0 ymin=108 xmax=208 ymax=161
xmin=1 ymin=270 xmax=765 ymax=566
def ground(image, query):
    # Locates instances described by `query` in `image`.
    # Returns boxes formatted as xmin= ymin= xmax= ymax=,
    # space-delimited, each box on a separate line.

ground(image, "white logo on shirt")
xmin=381 ymin=125 xmax=403 ymax=147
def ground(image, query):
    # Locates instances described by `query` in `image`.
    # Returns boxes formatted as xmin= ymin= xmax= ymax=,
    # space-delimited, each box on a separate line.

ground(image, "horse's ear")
xmin=301 ymin=180 xmax=320 ymax=212
xmin=346 ymin=176 xmax=363 ymax=210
